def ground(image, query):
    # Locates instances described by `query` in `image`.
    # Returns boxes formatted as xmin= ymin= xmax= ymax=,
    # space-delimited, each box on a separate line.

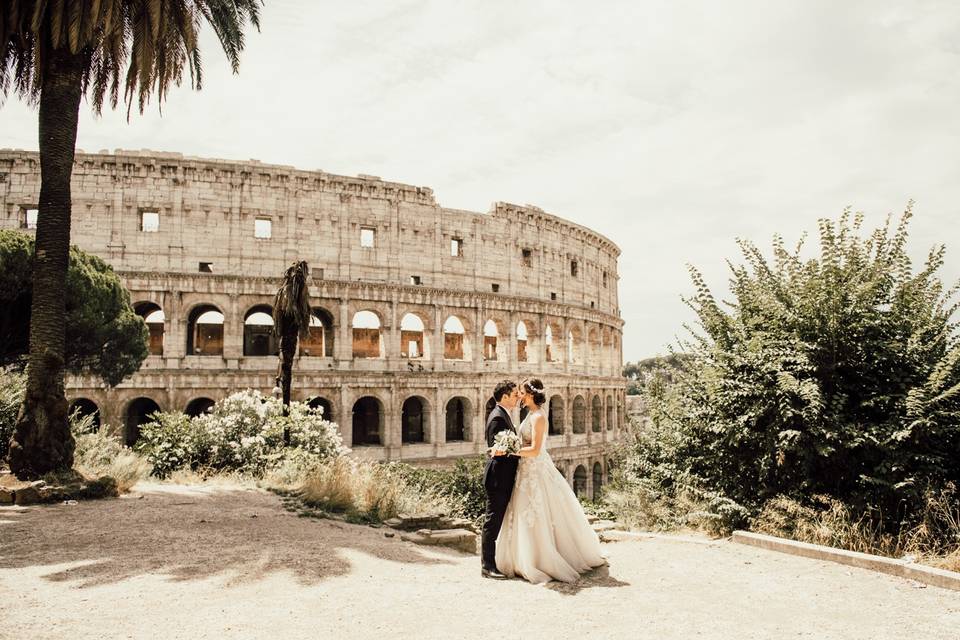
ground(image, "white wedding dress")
xmin=495 ymin=408 xmax=607 ymax=583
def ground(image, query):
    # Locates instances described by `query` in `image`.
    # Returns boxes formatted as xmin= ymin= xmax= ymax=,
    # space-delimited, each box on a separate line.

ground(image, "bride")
xmin=494 ymin=378 xmax=607 ymax=583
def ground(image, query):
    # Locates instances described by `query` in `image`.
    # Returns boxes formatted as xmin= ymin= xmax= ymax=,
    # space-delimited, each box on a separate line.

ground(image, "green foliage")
xmin=0 ymin=230 xmax=149 ymax=386
xmin=0 ymin=367 xmax=26 ymax=460
xmin=136 ymin=389 xmax=346 ymax=478
xmin=391 ymin=456 xmax=489 ymax=522
xmin=617 ymin=207 xmax=960 ymax=536
xmin=623 ymin=354 xmax=690 ymax=396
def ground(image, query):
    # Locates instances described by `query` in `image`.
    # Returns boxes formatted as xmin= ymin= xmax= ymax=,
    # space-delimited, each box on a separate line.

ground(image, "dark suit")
xmin=481 ymin=403 xmax=519 ymax=570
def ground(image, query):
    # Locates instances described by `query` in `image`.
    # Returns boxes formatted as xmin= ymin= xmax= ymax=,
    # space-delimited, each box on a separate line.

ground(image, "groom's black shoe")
xmin=481 ymin=566 xmax=508 ymax=580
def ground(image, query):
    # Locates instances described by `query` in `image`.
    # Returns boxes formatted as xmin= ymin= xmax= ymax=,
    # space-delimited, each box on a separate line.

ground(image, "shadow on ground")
xmin=0 ymin=483 xmax=455 ymax=588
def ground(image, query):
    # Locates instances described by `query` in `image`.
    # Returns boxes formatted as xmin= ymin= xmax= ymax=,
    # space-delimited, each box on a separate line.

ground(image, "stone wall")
xmin=0 ymin=148 xmax=626 ymax=497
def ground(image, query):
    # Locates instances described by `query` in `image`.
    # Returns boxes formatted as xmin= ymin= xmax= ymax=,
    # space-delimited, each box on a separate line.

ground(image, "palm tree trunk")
xmin=278 ymin=326 xmax=298 ymax=445
xmin=7 ymin=48 xmax=86 ymax=479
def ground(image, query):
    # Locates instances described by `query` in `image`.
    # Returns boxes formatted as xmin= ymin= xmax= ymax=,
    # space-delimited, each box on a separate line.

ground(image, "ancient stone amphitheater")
xmin=1 ymin=148 xmax=626 ymax=498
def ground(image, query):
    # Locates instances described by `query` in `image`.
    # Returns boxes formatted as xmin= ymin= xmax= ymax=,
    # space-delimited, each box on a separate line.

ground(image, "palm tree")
xmin=272 ymin=260 xmax=311 ymax=443
xmin=1 ymin=1 xmax=262 ymax=479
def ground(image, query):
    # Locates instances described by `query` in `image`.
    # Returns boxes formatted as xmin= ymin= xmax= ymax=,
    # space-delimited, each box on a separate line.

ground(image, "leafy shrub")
xmin=136 ymin=389 xmax=346 ymax=478
xmin=616 ymin=208 xmax=960 ymax=541
xmin=391 ymin=456 xmax=488 ymax=521
xmin=0 ymin=367 xmax=26 ymax=460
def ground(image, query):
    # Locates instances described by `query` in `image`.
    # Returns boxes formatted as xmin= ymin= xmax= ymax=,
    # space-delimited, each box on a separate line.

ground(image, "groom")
xmin=481 ymin=379 xmax=521 ymax=579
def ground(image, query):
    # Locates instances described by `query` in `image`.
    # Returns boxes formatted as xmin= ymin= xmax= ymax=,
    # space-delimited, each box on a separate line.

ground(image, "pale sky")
xmin=3 ymin=0 xmax=959 ymax=362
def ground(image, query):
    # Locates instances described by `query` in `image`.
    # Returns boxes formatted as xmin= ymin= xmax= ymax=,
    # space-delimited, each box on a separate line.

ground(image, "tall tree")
xmin=1 ymin=1 xmax=262 ymax=478
xmin=272 ymin=260 xmax=311 ymax=444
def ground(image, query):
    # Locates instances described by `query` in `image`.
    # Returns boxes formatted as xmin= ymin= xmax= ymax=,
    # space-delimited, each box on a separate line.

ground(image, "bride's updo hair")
xmin=521 ymin=378 xmax=546 ymax=406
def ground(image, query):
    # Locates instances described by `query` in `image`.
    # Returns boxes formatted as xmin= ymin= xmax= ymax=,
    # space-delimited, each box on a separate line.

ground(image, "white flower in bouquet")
xmin=490 ymin=430 xmax=521 ymax=456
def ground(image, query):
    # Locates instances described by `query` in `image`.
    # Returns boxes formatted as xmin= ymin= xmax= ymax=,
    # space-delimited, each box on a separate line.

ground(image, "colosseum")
xmin=0 ymin=148 xmax=626 ymax=498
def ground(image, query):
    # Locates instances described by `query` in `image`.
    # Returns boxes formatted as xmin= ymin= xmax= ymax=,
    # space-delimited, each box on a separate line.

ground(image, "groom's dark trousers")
xmin=481 ymin=404 xmax=519 ymax=570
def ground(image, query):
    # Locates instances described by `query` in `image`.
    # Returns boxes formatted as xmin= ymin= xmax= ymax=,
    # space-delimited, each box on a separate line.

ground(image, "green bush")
xmin=390 ymin=456 xmax=488 ymax=521
xmin=614 ymin=207 xmax=960 ymax=538
xmin=136 ymin=389 xmax=346 ymax=478
xmin=0 ymin=367 xmax=26 ymax=460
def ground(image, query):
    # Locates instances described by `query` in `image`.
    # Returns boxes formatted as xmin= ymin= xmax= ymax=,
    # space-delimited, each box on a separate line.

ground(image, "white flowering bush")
xmin=137 ymin=390 xmax=346 ymax=478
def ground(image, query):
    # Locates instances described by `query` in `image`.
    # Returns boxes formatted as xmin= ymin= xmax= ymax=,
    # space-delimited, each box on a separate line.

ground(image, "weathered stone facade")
xmin=0 ymin=148 xmax=626 ymax=497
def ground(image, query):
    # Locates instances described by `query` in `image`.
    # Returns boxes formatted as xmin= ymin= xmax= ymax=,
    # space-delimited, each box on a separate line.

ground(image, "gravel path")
xmin=1 ymin=482 xmax=959 ymax=640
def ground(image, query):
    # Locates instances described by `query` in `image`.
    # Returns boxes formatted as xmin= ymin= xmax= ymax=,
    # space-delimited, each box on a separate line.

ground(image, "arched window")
xmin=606 ymin=394 xmax=614 ymax=431
xmin=352 ymin=396 xmax=382 ymax=445
xmin=592 ymin=395 xmax=603 ymax=432
xmin=574 ymin=465 xmax=587 ymax=497
xmin=307 ymin=396 xmax=333 ymax=420
xmin=402 ymin=396 xmax=427 ymax=443
xmin=548 ymin=395 xmax=564 ymax=435
xmin=187 ymin=305 xmax=224 ymax=355
xmin=443 ymin=315 xmax=469 ymax=360
xmin=126 ymin=397 xmax=161 ymax=447
xmin=68 ymin=398 xmax=100 ymax=432
xmin=400 ymin=313 xmax=427 ymax=359
xmin=185 ymin=397 xmax=216 ymax=417
xmin=483 ymin=319 xmax=499 ymax=361
xmin=573 ymin=395 xmax=586 ymax=434
xmin=300 ymin=308 xmax=334 ymax=357
xmin=135 ymin=302 xmax=164 ymax=356
xmin=516 ymin=321 xmax=529 ymax=362
xmin=593 ymin=462 xmax=604 ymax=500
xmin=445 ymin=397 xmax=469 ymax=442
xmin=244 ymin=305 xmax=277 ymax=356
xmin=352 ymin=311 xmax=382 ymax=358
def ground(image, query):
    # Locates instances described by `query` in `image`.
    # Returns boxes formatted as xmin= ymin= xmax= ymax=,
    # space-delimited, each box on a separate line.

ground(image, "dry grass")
xmin=752 ymin=487 xmax=960 ymax=572
xmin=73 ymin=430 xmax=151 ymax=493
xmin=299 ymin=457 xmax=451 ymax=521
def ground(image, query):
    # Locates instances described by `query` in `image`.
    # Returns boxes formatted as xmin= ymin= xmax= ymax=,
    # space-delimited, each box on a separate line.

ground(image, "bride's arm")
xmin=517 ymin=414 xmax=547 ymax=457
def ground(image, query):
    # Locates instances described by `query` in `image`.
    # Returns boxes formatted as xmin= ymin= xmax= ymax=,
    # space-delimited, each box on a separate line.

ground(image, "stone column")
xmin=336 ymin=298 xmax=351 ymax=361
xmin=433 ymin=304 xmax=444 ymax=371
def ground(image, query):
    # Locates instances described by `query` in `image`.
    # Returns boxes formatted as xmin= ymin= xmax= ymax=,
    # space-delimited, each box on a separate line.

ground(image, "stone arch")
xmin=68 ymin=398 xmax=101 ymax=432
xmin=444 ymin=396 xmax=471 ymax=442
xmin=592 ymin=395 xmax=603 ymax=432
xmin=402 ymin=395 xmax=431 ymax=444
xmin=186 ymin=304 xmax=224 ymax=355
xmin=573 ymin=465 xmax=588 ymax=497
xmin=352 ymin=396 xmax=383 ymax=446
xmin=443 ymin=314 xmax=472 ymax=360
xmin=243 ymin=304 xmax=277 ymax=357
xmin=125 ymin=396 xmax=162 ymax=447
xmin=307 ymin=396 xmax=334 ymax=421
xmin=400 ymin=312 xmax=428 ymax=359
xmin=572 ymin=395 xmax=587 ymax=434
xmin=134 ymin=301 xmax=165 ymax=356
xmin=514 ymin=318 xmax=539 ymax=363
xmin=593 ymin=461 xmax=604 ymax=500
xmin=300 ymin=307 xmax=335 ymax=357
xmin=352 ymin=310 xmax=383 ymax=358
xmin=185 ymin=397 xmax=216 ymax=417
xmin=548 ymin=394 xmax=564 ymax=435
xmin=482 ymin=318 xmax=502 ymax=361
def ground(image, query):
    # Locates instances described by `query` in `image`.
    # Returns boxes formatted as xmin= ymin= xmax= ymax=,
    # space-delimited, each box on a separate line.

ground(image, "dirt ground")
xmin=2 ymin=482 xmax=959 ymax=640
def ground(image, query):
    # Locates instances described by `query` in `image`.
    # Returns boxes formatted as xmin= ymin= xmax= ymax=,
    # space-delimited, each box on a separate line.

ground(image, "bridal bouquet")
xmin=489 ymin=430 xmax=521 ymax=456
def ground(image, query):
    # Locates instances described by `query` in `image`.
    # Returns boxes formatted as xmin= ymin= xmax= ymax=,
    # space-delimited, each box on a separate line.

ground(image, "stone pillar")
xmin=433 ymin=304 xmax=443 ymax=371
xmin=336 ymin=298 xmax=351 ymax=361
